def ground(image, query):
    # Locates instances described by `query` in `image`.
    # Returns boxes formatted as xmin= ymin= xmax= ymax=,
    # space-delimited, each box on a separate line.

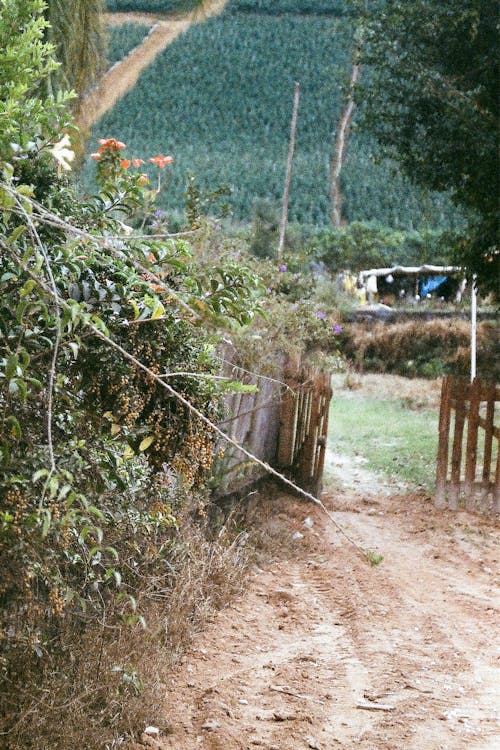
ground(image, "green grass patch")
xmin=107 ymin=23 xmax=151 ymax=67
xmin=328 ymin=392 xmax=439 ymax=491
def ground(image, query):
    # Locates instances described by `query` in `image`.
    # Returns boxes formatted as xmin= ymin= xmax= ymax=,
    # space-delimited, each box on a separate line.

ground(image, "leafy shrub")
xmin=0 ymin=4 xmax=263 ymax=744
xmin=305 ymin=221 xmax=452 ymax=274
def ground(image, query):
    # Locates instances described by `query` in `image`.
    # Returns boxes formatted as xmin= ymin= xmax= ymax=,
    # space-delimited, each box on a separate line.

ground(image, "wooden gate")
xmin=277 ymin=362 xmax=332 ymax=494
xmin=436 ymin=376 xmax=499 ymax=513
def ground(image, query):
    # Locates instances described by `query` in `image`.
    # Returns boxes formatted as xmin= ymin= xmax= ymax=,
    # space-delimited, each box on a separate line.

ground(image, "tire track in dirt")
xmin=129 ymin=482 xmax=499 ymax=750
xmin=77 ymin=1 xmax=229 ymax=134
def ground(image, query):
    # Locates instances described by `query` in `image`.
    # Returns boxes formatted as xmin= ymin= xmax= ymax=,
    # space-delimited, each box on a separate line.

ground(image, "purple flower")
xmin=279 ymin=264 xmax=287 ymax=272
xmin=333 ymin=324 xmax=343 ymax=334
xmin=315 ymin=311 xmax=326 ymax=320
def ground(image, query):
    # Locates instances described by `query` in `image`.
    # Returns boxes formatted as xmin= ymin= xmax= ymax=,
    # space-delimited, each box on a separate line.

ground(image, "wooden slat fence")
xmin=277 ymin=362 xmax=332 ymax=494
xmin=436 ymin=376 xmax=499 ymax=513
xmin=214 ymin=354 xmax=332 ymax=497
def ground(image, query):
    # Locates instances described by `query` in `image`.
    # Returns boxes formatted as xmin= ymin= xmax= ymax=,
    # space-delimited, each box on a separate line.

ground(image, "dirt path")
xmin=132 ymin=458 xmax=499 ymax=750
xmin=77 ymin=1 xmax=229 ymax=133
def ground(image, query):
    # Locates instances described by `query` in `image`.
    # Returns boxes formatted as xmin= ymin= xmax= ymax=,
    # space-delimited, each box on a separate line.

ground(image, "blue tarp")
xmin=419 ymin=276 xmax=447 ymax=297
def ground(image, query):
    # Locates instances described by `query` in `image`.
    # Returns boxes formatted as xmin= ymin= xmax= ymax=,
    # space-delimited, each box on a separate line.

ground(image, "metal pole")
xmin=470 ymin=275 xmax=477 ymax=381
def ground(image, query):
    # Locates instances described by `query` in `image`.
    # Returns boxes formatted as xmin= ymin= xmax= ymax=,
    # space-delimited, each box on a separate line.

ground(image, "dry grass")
xmin=343 ymin=318 xmax=499 ymax=380
xmin=333 ymin=372 xmax=442 ymax=411
xmin=2 ymin=486 xmax=309 ymax=750
xmin=1 ymin=519 xmax=249 ymax=750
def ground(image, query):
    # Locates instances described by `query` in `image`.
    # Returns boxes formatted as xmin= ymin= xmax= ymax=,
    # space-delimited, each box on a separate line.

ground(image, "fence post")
xmin=481 ymin=383 xmax=495 ymax=500
xmin=278 ymin=382 xmax=298 ymax=468
xmin=464 ymin=377 xmax=481 ymax=509
xmin=315 ymin=374 xmax=332 ymax=485
xmin=436 ymin=377 xmax=451 ymax=508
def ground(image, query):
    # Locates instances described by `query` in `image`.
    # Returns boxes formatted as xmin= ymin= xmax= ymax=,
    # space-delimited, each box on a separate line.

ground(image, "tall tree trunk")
xmin=330 ymin=46 xmax=361 ymax=227
xmin=278 ymin=82 xmax=300 ymax=260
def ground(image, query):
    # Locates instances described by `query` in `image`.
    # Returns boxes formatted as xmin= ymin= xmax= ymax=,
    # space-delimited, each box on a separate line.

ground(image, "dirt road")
xmin=130 ymin=456 xmax=499 ymax=750
xmin=78 ymin=1 xmax=229 ymax=133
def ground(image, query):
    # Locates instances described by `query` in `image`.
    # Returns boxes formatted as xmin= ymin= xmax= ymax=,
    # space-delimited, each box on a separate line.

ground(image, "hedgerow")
xmin=85 ymin=6 xmax=461 ymax=230
xmin=1 ymin=3 xmax=263 ymax=745
xmin=107 ymin=22 xmax=151 ymax=67
xmin=343 ymin=319 xmax=500 ymax=380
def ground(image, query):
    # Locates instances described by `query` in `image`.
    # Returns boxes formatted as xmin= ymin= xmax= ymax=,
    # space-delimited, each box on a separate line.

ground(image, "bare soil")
xmin=131 ymin=456 xmax=499 ymax=750
xmin=78 ymin=1 xmax=229 ymax=133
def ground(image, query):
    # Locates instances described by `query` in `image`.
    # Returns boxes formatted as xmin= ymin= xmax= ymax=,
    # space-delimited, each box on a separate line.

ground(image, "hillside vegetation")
xmin=107 ymin=22 xmax=150 ymax=66
xmin=106 ymin=0 xmax=198 ymax=11
xmin=86 ymin=1 xmax=460 ymax=230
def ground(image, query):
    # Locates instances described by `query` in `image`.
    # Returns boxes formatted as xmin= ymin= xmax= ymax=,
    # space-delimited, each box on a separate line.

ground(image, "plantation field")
xmin=226 ymin=0 xmax=346 ymax=14
xmin=107 ymin=23 xmax=150 ymax=67
xmin=86 ymin=3 xmax=460 ymax=229
xmin=106 ymin=0 xmax=199 ymax=12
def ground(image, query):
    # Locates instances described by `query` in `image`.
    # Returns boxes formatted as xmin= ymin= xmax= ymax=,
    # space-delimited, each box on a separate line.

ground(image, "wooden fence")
xmin=436 ymin=376 xmax=499 ymax=513
xmin=215 ymin=354 xmax=332 ymax=497
xmin=277 ymin=362 xmax=332 ymax=494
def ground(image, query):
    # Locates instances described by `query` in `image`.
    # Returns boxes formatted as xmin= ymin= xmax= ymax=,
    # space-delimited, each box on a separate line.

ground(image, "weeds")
xmin=365 ymin=550 xmax=384 ymax=567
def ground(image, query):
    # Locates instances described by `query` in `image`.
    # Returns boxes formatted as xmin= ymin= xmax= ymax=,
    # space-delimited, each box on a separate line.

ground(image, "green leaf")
xmin=33 ymin=469 xmax=49 ymax=483
xmin=5 ymin=355 xmax=19 ymax=380
xmin=5 ymin=415 xmax=22 ymax=439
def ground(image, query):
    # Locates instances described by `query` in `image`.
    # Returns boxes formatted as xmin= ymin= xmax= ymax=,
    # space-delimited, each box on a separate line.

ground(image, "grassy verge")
xmin=328 ymin=374 xmax=440 ymax=491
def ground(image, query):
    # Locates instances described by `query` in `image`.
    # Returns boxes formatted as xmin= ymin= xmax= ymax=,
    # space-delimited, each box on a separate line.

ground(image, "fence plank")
xmin=436 ymin=376 xmax=498 ymax=515
xmin=449 ymin=379 xmax=468 ymax=509
xmin=435 ymin=377 xmax=451 ymax=508
xmin=315 ymin=381 xmax=331 ymax=483
xmin=482 ymin=383 xmax=495 ymax=496
xmin=464 ymin=378 xmax=481 ymax=510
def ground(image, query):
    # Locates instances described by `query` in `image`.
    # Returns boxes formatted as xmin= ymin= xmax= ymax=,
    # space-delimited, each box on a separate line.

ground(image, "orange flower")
xmin=132 ymin=158 xmax=145 ymax=167
xmin=90 ymin=152 xmax=101 ymax=160
xmin=137 ymin=173 xmax=149 ymax=185
xmin=120 ymin=159 xmax=131 ymax=169
xmin=149 ymin=154 xmax=174 ymax=168
xmin=97 ymin=138 xmax=126 ymax=152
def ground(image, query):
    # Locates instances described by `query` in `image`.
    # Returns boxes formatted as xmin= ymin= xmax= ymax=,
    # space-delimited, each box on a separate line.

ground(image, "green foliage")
xmin=365 ymin=550 xmax=383 ymax=567
xmin=306 ymin=222 xmax=451 ymax=274
xmin=85 ymin=5 xmax=461 ymax=232
xmin=0 ymin=3 xmax=264 ymax=741
xmin=107 ymin=22 xmax=150 ymax=67
xmin=356 ymin=0 xmax=499 ymax=295
xmin=0 ymin=0 xmax=73 ymax=157
xmin=106 ymin=0 xmax=200 ymax=11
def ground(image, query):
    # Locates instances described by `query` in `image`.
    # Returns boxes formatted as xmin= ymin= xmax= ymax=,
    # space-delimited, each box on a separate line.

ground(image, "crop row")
xmin=106 ymin=23 xmax=150 ymax=67
xmin=106 ymin=0 xmax=198 ymax=13
xmin=225 ymin=0 xmax=346 ymax=15
xmin=85 ymin=9 xmax=460 ymax=229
